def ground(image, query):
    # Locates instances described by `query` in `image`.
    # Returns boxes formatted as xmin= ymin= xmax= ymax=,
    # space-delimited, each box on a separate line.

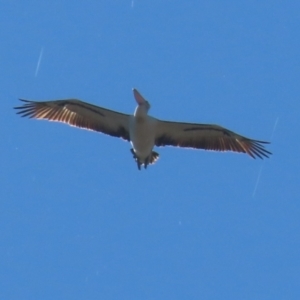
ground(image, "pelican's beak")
xmin=133 ymin=88 xmax=146 ymax=105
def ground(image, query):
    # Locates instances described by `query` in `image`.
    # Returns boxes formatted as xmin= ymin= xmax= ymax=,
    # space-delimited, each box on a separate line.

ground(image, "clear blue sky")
xmin=1 ymin=1 xmax=299 ymax=299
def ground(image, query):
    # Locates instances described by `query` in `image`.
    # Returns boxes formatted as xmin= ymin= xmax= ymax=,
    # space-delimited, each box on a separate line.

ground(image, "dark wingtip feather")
xmin=14 ymin=99 xmax=35 ymax=110
xmin=249 ymin=140 xmax=272 ymax=159
xmin=18 ymin=99 xmax=33 ymax=103
xmin=254 ymin=140 xmax=270 ymax=145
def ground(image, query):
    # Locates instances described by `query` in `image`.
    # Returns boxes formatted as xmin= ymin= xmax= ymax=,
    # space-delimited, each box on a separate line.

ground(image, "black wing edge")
xmin=247 ymin=140 xmax=272 ymax=159
xmin=14 ymin=99 xmax=41 ymax=118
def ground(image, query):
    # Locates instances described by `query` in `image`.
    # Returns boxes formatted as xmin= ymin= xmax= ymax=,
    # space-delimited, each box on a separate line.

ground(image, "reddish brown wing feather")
xmin=14 ymin=99 xmax=130 ymax=141
xmin=155 ymin=121 xmax=271 ymax=159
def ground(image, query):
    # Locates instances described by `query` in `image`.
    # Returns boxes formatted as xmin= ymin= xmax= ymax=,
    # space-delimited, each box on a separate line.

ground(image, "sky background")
xmin=1 ymin=1 xmax=299 ymax=299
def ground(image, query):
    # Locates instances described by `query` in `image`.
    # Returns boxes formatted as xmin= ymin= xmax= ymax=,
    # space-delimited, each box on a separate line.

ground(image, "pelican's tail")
xmin=130 ymin=149 xmax=159 ymax=170
xmin=149 ymin=151 xmax=159 ymax=165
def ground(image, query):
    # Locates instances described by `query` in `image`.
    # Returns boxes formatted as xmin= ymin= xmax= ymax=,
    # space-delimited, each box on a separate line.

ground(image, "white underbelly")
xmin=129 ymin=116 xmax=157 ymax=159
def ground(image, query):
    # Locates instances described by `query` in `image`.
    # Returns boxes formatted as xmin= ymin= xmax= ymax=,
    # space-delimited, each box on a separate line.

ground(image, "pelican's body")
xmin=130 ymin=116 xmax=157 ymax=166
xmin=14 ymin=89 xmax=271 ymax=170
xmin=128 ymin=93 xmax=159 ymax=168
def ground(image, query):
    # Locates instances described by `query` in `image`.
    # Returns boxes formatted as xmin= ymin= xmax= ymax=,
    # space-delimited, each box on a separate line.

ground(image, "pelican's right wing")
xmin=14 ymin=98 xmax=131 ymax=141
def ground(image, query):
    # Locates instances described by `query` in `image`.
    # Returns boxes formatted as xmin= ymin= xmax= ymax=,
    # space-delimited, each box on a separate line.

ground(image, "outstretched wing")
xmin=14 ymin=98 xmax=130 ymax=141
xmin=155 ymin=120 xmax=271 ymax=159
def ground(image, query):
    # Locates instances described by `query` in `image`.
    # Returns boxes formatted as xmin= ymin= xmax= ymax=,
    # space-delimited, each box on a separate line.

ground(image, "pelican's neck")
xmin=134 ymin=105 xmax=148 ymax=118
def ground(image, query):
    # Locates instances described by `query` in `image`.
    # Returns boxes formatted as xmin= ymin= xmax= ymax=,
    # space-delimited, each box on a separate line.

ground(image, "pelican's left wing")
xmin=14 ymin=99 xmax=130 ymax=141
xmin=155 ymin=120 xmax=271 ymax=159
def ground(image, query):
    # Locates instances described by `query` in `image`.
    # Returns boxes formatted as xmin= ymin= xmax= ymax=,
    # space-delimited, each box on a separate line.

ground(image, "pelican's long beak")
xmin=133 ymin=88 xmax=146 ymax=105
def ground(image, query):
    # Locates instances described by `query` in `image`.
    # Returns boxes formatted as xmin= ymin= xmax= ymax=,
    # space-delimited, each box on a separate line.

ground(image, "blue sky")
xmin=1 ymin=1 xmax=299 ymax=299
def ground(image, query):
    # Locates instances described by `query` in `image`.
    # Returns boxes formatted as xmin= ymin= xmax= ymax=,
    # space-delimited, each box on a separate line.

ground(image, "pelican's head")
xmin=133 ymin=88 xmax=151 ymax=117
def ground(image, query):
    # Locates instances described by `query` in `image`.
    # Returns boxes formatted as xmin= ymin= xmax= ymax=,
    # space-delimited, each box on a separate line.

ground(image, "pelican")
xmin=14 ymin=89 xmax=271 ymax=169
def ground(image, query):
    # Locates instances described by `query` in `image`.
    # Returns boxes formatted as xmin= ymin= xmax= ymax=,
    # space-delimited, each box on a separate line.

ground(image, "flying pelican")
xmin=14 ymin=89 xmax=271 ymax=170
